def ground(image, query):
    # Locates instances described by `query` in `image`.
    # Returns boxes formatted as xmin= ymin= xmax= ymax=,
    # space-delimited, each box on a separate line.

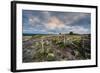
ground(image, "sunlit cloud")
xmin=45 ymin=16 xmax=65 ymax=30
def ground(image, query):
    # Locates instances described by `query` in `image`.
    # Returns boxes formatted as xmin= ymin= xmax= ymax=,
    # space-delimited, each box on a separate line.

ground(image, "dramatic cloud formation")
xmin=46 ymin=16 xmax=65 ymax=30
xmin=22 ymin=10 xmax=91 ymax=34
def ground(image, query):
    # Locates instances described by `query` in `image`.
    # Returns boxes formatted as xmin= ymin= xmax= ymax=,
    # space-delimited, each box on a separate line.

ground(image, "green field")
xmin=23 ymin=34 xmax=91 ymax=62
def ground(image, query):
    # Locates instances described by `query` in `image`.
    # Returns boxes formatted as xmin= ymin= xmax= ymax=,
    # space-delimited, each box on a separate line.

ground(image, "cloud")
xmin=42 ymin=11 xmax=51 ymax=20
xmin=23 ymin=10 xmax=90 ymax=34
xmin=62 ymin=13 xmax=89 ymax=26
xmin=45 ymin=16 xmax=65 ymax=30
xmin=23 ymin=27 xmax=48 ymax=34
xmin=67 ymin=26 xmax=90 ymax=34
xmin=46 ymin=25 xmax=90 ymax=34
xmin=28 ymin=16 xmax=41 ymax=26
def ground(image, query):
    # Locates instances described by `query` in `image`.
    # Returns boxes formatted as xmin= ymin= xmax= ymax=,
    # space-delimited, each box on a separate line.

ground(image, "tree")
xmin=59 ymin=33 xmax=61 ymax=35
xmin=69 ymin=31 xmax=74 ymax=35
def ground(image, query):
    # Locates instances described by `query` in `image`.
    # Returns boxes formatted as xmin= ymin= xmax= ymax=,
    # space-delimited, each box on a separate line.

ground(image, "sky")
xmin=22 ymin=10 xmax=91 ymax=34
